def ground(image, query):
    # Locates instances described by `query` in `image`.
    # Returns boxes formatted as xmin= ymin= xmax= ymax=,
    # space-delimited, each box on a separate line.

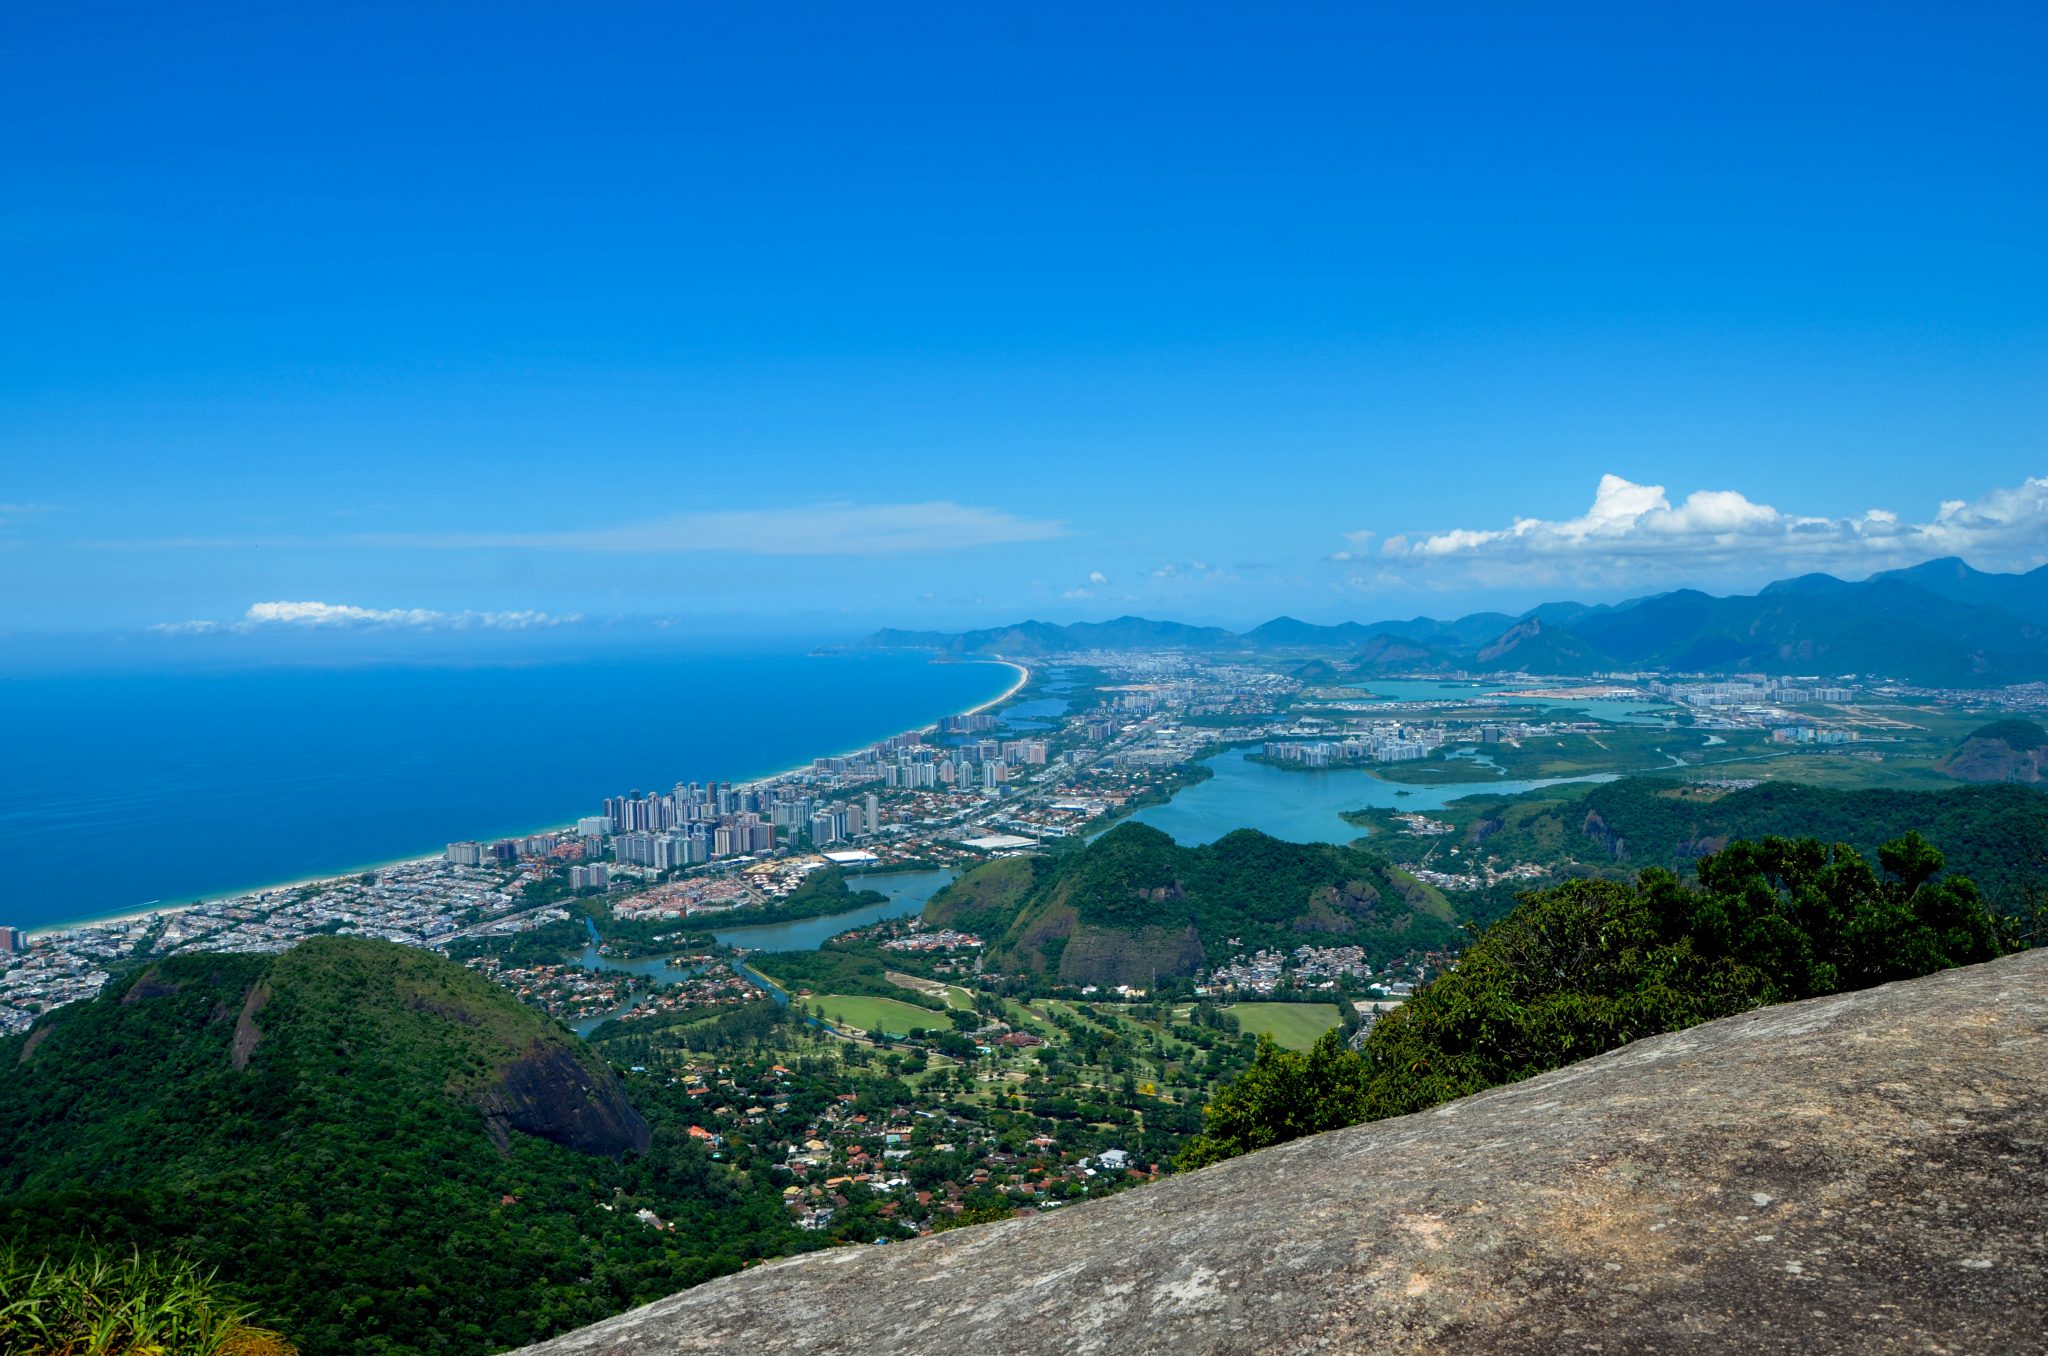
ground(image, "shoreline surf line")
xmin=24 ymin=657 xmax=1031 ymax=941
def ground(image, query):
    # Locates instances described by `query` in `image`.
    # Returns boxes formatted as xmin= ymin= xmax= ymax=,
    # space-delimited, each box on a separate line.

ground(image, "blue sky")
xmin=4 ymin=2 xmax=2045 ymax=644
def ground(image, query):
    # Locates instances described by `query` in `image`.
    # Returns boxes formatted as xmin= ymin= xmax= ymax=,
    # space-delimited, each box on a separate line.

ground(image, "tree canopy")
xmin=1179 ymin=832 xmax=2003 ymax=1167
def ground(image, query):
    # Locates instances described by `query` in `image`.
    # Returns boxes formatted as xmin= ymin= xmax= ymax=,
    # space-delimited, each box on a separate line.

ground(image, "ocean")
xmin=0 ymin=649 xmax=1014 ymax=933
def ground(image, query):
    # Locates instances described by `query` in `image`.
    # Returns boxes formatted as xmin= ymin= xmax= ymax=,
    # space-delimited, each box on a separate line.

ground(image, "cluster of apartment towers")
xmin=444 ymin=726 xmax=1056 ymax=881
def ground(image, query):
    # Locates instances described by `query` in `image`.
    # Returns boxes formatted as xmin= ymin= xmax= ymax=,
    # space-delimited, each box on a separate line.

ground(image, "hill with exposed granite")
xmin=925 ymin=825 xmax=1457 ymax=988
xmin=509 ymin=948 xmax=2048 ymax=1356
xmin=0 ymin=935 xmax=796 ymax=1355
xmin=1938 ymin=717 xmax=2048 ymax=785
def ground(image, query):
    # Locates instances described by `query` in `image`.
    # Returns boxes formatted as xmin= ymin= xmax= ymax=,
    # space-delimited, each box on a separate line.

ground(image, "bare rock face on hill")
xmin=510 ymin=950 xmax=2048 ymax=1356
xmin=1938 ymin=718 xmax=2048 ymax=785
xmin=483 ymin=1039 xmax=651 ymax=1157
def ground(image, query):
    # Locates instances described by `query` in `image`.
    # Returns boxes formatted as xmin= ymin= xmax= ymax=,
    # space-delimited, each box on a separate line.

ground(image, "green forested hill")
xmin=922 ymin=854 xmax=1049 ymax=934
xmin=0 ymin=936 xmax=801 ymax=1356
xmin=928 ymin=825 xmax=1460 ymax=987
xmin=1410 ymin=777 xmax=2048 ymax=916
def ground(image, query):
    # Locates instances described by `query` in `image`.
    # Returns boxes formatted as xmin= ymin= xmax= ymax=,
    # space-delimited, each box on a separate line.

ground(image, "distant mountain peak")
xmin=861 ymin=556 xmax=2048 ymax=684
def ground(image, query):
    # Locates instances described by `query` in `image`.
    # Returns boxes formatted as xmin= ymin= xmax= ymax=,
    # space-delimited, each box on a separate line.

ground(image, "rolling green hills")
xmin=1359 ymin=777 xmax=2048 ymax=921
xmin=0 ymin=936 xmax=801 ymax=1356
xmin=925 ymin=825 xmax=1460 ymax=987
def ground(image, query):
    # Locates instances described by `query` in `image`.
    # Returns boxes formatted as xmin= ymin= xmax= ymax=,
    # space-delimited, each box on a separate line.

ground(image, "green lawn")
xmin=1225 ymin=1002 xmax=1343 ymax=1051
xmin=808 ymin=993 xmax=947 ymax=1036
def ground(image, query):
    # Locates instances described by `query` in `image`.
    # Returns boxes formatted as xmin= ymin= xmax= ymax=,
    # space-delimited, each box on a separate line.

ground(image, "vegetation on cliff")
xmin=1179 ymin=831 xmax=2003 ymax=1166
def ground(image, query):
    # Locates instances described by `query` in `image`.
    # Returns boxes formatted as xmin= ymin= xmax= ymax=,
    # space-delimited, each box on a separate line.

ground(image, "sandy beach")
xmin=960 ymin=658 xmax=1031 ymax=717
xmin=25 ymin=655 xmax=1032 ymax=942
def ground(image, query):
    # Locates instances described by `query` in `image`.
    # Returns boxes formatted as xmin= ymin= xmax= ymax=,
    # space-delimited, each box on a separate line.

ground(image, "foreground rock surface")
xmin=514 ymin=952 xmax=2048 ymax=1355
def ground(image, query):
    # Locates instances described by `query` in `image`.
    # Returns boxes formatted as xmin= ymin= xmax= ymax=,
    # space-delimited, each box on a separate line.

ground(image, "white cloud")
xmin=90 ymin=501 xmax=1067 ymax=556
xmin=376 ymin=501 xmax=1066 ymax=555
xmin=244 ymin=601 xmax=443 ymax=627
xmin=1088 ymin=570 xmax=1109 ymax=586
xmin=1355 ymin=474 xmax=2048 ymax=584
xmin=1147 ymin=560 xmax=1234 ymax=583
xmin=1327 ymin=529 xmax=1375 ymax=562
xmin=151 ymin=601 xmax=581 ymax=635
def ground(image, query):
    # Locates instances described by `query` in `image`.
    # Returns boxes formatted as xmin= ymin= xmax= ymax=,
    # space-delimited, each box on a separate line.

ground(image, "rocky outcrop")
xmin=229 ymin=980 xmax=270 ymax=1071
xmin=481 ymin=1039 xmax=650 ymax=1159
xmin=1581 ymin=807 xmax=1626 ymax=859
xmin=1938 ymin=718 xmax=2048 ymax=785
xmin=119 ymin=967 xmax=183 ymax=1003
xmin=510 ymin=950 xmax=2047 ymax=1355
xmin=1055 ymin=923 xmax=1205 ymax=988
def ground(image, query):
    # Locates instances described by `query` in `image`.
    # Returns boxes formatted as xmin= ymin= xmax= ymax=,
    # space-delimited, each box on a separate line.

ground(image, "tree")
xmin=1180 ymin=833 xmax=2003 ymax=1168
xmin=1172 ymin=1030 xmax=1370 ymax=1169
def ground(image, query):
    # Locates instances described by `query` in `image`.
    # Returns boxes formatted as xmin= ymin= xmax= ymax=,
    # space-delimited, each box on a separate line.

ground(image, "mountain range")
xmin=864 ymin=557 xmax=2048 ymax=685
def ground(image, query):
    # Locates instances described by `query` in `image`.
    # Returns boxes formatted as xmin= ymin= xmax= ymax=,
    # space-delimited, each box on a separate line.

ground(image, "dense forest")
xmin=930 ymin=824 xmax=1463 ymax=988
xmin=1180 ymin=830 xmax=2005 ymax=1166
xmin=0 ymin=938 xmax=807 ymax=1356
xmin=1373 ymin=777 xmax=2048 ymax=929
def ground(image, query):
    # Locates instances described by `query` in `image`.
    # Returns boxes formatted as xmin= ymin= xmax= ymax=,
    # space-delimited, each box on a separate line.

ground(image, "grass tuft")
xmin=0 ymin=1241 xmax=296 ymax=1356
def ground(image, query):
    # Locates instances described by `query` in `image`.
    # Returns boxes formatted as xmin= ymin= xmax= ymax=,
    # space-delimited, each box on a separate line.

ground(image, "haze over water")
xmin=0 ymin=650 xmax=1012 ymax=932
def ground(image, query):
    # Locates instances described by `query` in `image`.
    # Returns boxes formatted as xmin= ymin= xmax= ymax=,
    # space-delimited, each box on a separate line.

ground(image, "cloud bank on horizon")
xmin=153 ymin=601 xmax=580 ymax=635
xmin=363 ymin=501 xmax=1066 ymax=556
xmin=1345 ymin=473 xmax=2048 ymax=589
xmin=120 ymin=475 xmax=2048 ymax=636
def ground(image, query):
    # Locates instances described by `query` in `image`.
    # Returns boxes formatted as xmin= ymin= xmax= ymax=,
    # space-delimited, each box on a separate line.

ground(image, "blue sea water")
xmin=0 ymin=651 xmax=1013 ymax=932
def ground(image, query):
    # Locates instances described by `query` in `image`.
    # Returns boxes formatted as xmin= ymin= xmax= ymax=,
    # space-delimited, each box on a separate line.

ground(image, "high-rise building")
xmin=0 ymin=926 xmax=22 ymax=954
xmin=612 ymin=831 xmax=657 ymax=866
xmin=444 ymin=841 xmax=484 ymax=867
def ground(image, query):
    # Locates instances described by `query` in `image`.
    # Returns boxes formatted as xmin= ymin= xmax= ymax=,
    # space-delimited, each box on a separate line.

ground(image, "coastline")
xmin=959 ymin=658 xmax=1031 ymax=717
xmin=24 ymin=655 xmax=1029 ymax=942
